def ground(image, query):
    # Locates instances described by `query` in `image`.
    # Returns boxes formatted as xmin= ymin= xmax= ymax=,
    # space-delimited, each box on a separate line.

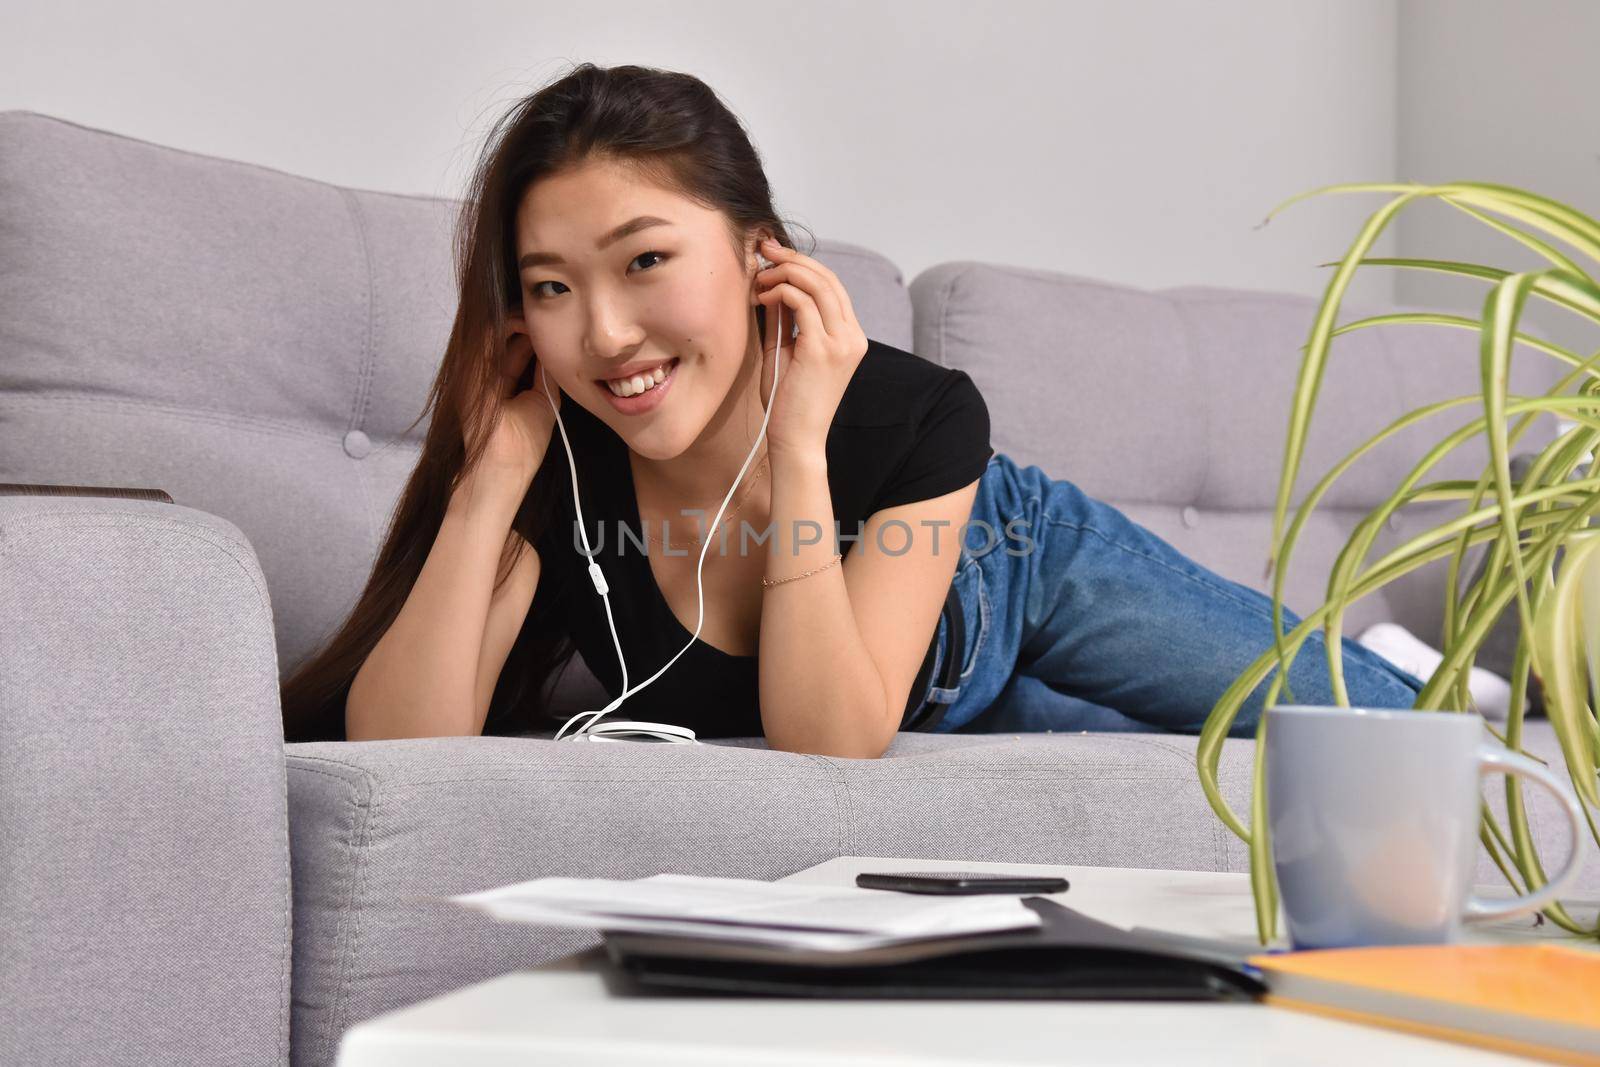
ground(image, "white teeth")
xmin=606 ymin=360 xmax=673 ymax=397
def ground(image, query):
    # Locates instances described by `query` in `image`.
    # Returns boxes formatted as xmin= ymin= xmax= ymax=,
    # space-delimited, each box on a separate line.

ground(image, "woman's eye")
xmin=530 ymin=250 xmax=669 ymax=300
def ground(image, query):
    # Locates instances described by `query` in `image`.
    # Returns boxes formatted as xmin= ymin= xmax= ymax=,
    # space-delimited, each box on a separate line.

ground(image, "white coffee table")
xmin=335 ymin=855 xmax=1594 ymax=1066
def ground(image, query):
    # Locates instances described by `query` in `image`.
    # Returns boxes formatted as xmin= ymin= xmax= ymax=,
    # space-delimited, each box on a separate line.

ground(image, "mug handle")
xmin=1462 ymin=743 xmax=1587 ymax=923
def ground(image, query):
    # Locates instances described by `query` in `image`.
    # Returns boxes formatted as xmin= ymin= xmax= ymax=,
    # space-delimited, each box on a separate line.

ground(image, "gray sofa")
xmin=3 ymin=110 xmax=1592 ymax=1067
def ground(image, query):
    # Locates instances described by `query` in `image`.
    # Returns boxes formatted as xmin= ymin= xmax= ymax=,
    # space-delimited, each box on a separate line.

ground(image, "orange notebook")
xmin=1246 ymin=943 xmax=1600 ymax=1065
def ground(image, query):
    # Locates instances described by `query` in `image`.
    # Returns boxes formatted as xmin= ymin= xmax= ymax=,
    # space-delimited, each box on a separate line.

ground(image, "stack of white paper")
xmin=450 ymin=873 xmax=1044 ymax=951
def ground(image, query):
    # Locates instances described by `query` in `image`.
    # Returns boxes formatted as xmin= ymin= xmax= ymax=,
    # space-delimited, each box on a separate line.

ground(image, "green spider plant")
xmin=1194 ymin=180 xmax=1600 ymax=946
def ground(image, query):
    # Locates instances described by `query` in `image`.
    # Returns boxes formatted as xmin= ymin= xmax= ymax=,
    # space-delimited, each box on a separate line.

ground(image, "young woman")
xmin=279 ymin=62 xmax=1425 ymax=754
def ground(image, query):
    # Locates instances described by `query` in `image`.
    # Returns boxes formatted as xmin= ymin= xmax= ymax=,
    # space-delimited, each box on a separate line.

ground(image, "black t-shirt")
xmin=529 ymin=336 xmax=993 ymax=738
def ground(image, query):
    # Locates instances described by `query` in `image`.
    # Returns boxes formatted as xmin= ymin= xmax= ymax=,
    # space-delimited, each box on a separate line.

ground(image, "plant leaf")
xmin=1531 ymin=533 xmax=1600 ymax=807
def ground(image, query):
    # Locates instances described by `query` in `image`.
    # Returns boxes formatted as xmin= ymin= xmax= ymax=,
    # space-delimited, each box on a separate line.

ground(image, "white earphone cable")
xmin=536 ymin=297 xmax=784 ymax=742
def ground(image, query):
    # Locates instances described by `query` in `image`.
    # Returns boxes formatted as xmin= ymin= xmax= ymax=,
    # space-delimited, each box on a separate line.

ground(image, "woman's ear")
xmin=748 ymin=231 xmax=775 ymax=273
xmin=749 ymin=238 xmax=776 ymax=307
xmin=501 ymin=306 xmax=538 ymax=391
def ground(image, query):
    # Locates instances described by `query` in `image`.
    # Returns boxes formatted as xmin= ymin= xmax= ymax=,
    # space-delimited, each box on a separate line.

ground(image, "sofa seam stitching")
xmin=1170 ymin=297 xmax=1211 ymax=509
xmin=845 ymin=773 xmax=1194 ymax=781
xmin=799 ymin=754 xmax=852 ymax=856
xmin=350 ymin=452 xmax=381 ymax=569
xmin=283 ymin=753 xmax=384 ymax=780
xmin=338 ymin=187 xmax=378 ymax=437
xmin=337 ymin=187 xmax=384 ymax=555
xmin=7 ymin=110 xmax=465 ymax=206
xmin=271 ymin=763 xmax=1225 ymax=785
xmin=1376 ymin=307 xmax=1412 ymax=532
xmin=327 ymin=772 xmax=845 ymax=787
xmin=285 ymin=762 xmax=363 ymax=1064
xmin=334 ymin=778 xmax=379 ymax=1058
xmin=936 ymin=266 xmax=972 ymax=371
xmin=0 ymin=394 xmax=343 ymax=446
xmin=936 ymin=269 xmax=952 ymax=369
xmin=272 ymin=740 xmax=292 ymax=1066
xmin=337 ymin=768 xmax=1203 ymax=786
xmin=1093 ymin=736 xmax=1239 ymax=869
xmin=1216 ymin=769 xmax=1231 ymax=870
xmin=287 ymin=761 xmax=375 ymax=1064
xmin=368 ymin=777 xmax=1203 ymax=783
xmin=0 ymin=512 xmax=273 ymax=614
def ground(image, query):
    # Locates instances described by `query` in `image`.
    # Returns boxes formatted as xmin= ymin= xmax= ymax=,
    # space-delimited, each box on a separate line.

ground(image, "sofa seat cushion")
xmin=284 ymin=721 xmax=1590 ymax=1067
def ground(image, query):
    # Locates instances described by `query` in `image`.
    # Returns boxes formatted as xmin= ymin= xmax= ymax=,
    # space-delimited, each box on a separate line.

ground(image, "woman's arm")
xmin=472 ymin=533 xmax=541 ymax=728
xmin=346 ymin=463 xmax=537 ymax=740
xmin=751 ymin=237 xmax=982 ymax=757
xmin=758 ymin=448 xmax=979 ymax=759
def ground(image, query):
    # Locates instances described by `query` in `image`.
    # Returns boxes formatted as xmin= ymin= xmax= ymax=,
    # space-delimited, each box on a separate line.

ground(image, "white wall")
xmin=1396 ymin=0 xmax=1600 ymax=355
xmin=3 ymin=0 xmax=1399 ymax=303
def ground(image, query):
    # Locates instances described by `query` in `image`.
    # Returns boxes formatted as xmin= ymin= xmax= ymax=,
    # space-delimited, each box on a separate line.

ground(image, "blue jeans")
xmin=917 ymin=454 xmax=1427 ymax=738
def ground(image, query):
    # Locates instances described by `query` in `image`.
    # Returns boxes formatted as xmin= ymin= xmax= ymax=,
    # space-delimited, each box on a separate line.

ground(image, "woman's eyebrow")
xmin=519 ymin=215 xmax=674 ymax=269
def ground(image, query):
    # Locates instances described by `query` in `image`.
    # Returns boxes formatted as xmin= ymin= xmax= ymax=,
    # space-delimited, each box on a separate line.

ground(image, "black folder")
xmin=601 ymin=896 xmax=1267 ymax=1001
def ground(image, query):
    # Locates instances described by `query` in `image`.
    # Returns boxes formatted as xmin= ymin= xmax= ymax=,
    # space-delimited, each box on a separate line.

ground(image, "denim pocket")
xmin=951 ymin=551 xmax=988 ymax=681
xmin=923 ymin=553 xmax=989 ymax=710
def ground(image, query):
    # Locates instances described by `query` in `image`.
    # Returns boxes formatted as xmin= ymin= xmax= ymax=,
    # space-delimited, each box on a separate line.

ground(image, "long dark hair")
xmin=280 ymin=62 xmax=806 ymax=741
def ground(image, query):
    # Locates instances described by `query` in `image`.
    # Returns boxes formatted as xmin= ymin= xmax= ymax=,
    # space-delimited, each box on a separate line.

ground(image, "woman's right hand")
xmin=479 ymin=311 xmax=562 ymax=479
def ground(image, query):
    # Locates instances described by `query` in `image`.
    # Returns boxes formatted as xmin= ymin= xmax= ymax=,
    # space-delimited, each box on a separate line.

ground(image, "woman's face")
xmin=513 ymin=157 xmax=763 ymax=461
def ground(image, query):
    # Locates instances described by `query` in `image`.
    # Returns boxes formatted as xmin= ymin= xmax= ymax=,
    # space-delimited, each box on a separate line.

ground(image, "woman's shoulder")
xmin=833 ymin=336 xmax=986 ymax=430
xmin=828 ymin=337 xmax=993 ymax=513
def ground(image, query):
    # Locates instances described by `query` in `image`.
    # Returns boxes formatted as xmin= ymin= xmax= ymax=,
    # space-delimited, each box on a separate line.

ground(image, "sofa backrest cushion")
xmin=910 ymin=262 xmax=1568 ymax=642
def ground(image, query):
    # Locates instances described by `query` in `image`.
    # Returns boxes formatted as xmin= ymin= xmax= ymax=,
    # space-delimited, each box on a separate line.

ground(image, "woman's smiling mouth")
xmin=597 ymin=356 xmax=680 ymax=414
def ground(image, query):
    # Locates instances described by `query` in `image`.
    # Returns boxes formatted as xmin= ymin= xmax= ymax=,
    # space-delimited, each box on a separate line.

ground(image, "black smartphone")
xmin=855 ymin=870 xmax=1070 ymax=895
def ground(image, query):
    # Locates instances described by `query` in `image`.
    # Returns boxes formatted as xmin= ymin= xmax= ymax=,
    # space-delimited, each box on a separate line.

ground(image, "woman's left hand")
xmin=754 ymin=237 xmax=868 ymax=457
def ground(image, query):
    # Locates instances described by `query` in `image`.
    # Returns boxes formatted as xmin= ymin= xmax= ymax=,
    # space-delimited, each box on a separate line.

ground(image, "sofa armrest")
xmin=0 ymin=489 xmax=290 ymax=1067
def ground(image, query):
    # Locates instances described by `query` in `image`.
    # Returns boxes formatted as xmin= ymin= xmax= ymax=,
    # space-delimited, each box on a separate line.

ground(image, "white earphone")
xmin=534 ymin=252 xmax=785 ymax=744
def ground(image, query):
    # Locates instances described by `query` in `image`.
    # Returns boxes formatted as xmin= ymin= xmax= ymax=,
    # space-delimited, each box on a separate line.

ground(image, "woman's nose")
xmin=583 ymin=298 xmax=643 ymax=358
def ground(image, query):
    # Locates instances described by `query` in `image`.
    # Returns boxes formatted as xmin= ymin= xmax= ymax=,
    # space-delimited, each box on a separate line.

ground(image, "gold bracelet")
xmin=762 ymin=552 xmax=843 ymax=587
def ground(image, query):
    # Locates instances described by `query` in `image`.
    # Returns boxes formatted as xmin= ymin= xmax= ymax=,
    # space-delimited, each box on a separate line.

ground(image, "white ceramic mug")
xmin=1264 ymin=705 xmax=1586 ymax=949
